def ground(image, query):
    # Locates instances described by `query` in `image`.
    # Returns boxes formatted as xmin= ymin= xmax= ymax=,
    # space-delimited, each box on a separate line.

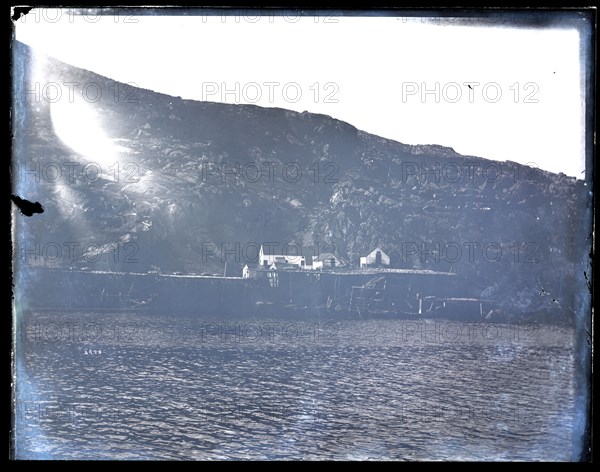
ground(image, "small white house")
xmin=242 ymin=264 xmax=268 ymax=279
xmin=259 ymin=244 xmax=311 ymax=269
xmin=360 ymin=248 xmax=390 ymax=268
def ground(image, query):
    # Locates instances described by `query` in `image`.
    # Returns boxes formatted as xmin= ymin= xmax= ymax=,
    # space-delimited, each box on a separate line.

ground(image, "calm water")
xmin=14 ymin=312 xmax=578 ymax=460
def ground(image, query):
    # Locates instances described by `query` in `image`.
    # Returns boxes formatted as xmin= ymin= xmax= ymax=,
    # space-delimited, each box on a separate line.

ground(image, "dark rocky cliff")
xmin=11 ymin=40 xmax=591 ymax=317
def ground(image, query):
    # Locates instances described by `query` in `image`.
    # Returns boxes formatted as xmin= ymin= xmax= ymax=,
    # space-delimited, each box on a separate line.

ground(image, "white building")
xmin=360 ymin=248 xmax=390 ymax=268
xmin=258 ymin=244 xmax=312 ymax=269
xmin=242 ymin=264 xmax=268 ymax=279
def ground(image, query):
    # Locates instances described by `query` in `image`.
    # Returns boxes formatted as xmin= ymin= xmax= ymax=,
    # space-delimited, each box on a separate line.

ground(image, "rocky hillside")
xmin=11 ymin=40 xmax=591 ymax=316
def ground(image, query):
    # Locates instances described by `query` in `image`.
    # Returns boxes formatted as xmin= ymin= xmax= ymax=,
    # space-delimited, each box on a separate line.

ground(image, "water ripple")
xmin=15 ymin=312 xmax=576 ymax=460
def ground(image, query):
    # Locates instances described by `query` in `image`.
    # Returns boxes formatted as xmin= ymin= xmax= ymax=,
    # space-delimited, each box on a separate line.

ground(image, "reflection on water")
xmin=15 ymin=312 xmax=576 ymax=460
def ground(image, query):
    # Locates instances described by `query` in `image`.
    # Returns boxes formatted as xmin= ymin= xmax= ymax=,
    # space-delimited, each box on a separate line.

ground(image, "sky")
xmin=14 ymin=9 xmax=588 ymax=177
